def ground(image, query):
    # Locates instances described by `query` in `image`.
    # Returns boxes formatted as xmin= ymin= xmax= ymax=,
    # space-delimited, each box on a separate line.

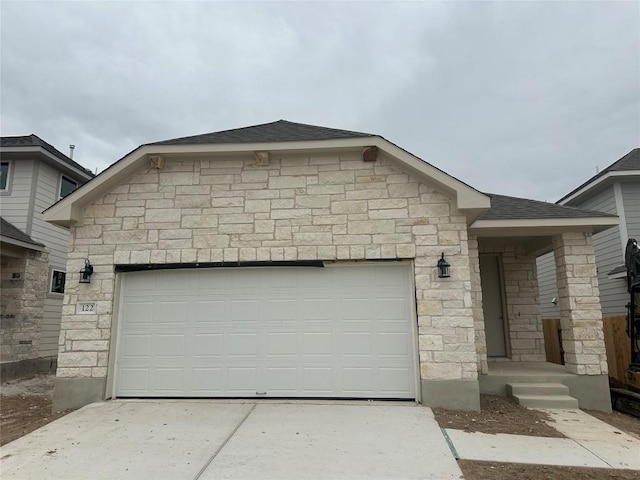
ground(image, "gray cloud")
xmin=1 ymin=1 xmax=637 ymax=201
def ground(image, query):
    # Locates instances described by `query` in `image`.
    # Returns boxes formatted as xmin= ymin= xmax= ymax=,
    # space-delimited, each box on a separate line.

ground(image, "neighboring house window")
xmin=59 ymin=175 xmax=78 ymax=199
xmin=0 ymin=161 xmax=10 ymax=191
xmin=51 ymin=269 xmax=66 ymax=294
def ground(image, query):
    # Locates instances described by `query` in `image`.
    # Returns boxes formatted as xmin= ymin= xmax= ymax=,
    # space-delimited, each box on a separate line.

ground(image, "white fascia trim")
xmin=471 ymin=216 xmax=618 ymax=230
xmin=0 ymin=235 xmax=45 ymax=252
xmin=44 ymin=137 xmax=490 ymax=226
xmin=0 ymin=146 xmax=93 ymax=181
xmin=560 ymin=170 xmax=640 ymax=205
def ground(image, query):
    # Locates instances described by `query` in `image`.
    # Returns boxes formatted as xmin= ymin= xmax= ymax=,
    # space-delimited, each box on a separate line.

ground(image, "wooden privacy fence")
xmin=543 ymin=315 xmax=634 ymax=388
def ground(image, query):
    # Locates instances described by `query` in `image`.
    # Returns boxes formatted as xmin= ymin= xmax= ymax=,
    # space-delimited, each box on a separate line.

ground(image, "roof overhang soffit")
xmin=0 ymin=146 xmax=93 ymax=181
xmin=0 ymin=236 xmax=45 ymax=253
xmin=469 ymin=216 xmax=619 ymax=238
xmin=43 ymin=137 xmax=490 ymax=227
xmin=560 ymin=170 xmax=640 ymax=205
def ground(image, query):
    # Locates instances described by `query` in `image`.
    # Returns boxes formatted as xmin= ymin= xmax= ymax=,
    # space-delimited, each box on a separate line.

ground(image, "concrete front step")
xmin=506 ymin=382 xmax=579 ymax=409
xmin=511 ymin=394 xmax=579 ymax=409
xmin=506 ymin=382 xmax=570 ymax=397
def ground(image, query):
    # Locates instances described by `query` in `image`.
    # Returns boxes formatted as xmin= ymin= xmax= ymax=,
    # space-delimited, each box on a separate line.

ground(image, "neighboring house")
xmin=44 ymin=120 xmax=618 ymax=412
xmin=0 ymin=135 xmax=93 ymax=380
xmin=537 ymin=149 xmax=640 ymax=327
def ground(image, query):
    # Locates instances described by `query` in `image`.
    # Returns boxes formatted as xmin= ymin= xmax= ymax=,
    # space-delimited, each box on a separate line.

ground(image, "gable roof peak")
xmin=149 ymin=119 xmax=376 ymax=146
xmin=558 ymin=147 xmax=640 ymax=203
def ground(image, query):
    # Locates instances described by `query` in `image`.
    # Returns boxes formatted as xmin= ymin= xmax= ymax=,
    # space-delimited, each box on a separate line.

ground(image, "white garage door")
xmin=115 ymin=263 xmax=417 ymax=399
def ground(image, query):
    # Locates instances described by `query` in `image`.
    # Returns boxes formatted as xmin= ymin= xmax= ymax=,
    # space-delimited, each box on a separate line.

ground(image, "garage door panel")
xmin=192 ymin=368 xmax=223 ymax=393
xmin=116 ymin=264 xmax=416 ymax=399
xmin=376 ymin=298 xmax=408 ymax=320
xmin=341 ymin=332 xmax=373 ymax=355
xmin=155 ymin=301 xmax=188 ymax=324
xmin=193 ymin=334 xmax=224 ymax=356
xmin=266 ymin=299 xmax=298 ymax=321
xmin=120 ymin=335 xmax=151 ymax=358
xmin=153 ymin=368 xmax=185 ymax=392
xmin=118 ymin=368 xmax=150 ymax=393
xmin=155 ymin=334 xmax=185 ymax=357
xmin=341 ymin=367 xmax=375 ymax=394
xmin=378 ymin=332 xmax=411 ymax=356
xmin=227 ymin=333 xmax=259 ymax=356
xmin=379 ymin=368 xmax=412 ymax=393
xmin=265 ymin=367 xmax=298 ymax=393
xmin=195 ymin=301 xmax=226 ymax=323
xmin=339 ymin=298 xmax=372 ymax=319
xmin=122 ymin=302 xmax=154 ymax=325
xmin=300 ymin=299 xmax=333 ymax=320
xmin=230 ymin=300 xmax=259 ymax=322
xmin=227 ymin=367 xmax=258 ymax=392
xmin=267 ymin=332 xmax=297 ymax=355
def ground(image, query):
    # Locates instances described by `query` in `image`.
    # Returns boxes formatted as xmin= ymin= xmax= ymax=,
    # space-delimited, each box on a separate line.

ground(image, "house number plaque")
xmin=76 ymin=302 xmax=97 ymax=315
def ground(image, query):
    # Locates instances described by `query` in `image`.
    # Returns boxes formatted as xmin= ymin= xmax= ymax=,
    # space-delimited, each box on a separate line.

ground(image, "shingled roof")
xmin=479 ymin=193 xmax=616 ymax=221
xmin=150 ymin=120 xmax=375 ymax=146
xmin=0 ymin=217 xmax=45 ymax=249
xmin=0 ymin=134 xmax=94 ymax=177
xmin=558 ymin=148 xmax=640 ymax=203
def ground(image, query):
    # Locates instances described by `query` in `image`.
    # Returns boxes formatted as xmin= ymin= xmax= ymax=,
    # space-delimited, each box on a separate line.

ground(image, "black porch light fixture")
xmin=437 ymin=253 xmax=450 ymax=278
xmin=79 ymin=259 xmax=94 ymax=284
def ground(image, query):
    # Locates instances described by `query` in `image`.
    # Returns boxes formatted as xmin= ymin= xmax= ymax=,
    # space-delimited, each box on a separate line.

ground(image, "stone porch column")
xmin=552 ymin=232 xmax=608 ymax=375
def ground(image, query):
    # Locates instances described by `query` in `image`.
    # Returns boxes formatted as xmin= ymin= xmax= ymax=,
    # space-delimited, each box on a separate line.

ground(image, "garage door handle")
xmin=256 ymin=391 xmax=267 ymax=395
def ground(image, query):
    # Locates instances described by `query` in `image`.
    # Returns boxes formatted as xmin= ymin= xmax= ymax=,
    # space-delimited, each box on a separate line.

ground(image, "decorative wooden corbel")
xmin=255 ymin=151 xmax=270 ymax=166
xmin=148 ymin=155 xmax=165 ymax=170
xmin=363 ymin=146 xmax=378 ymax=162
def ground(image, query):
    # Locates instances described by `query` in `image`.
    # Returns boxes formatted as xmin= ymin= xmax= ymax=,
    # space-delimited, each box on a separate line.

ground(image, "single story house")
xmin=44 ymin=120 xmax=618 ymax=411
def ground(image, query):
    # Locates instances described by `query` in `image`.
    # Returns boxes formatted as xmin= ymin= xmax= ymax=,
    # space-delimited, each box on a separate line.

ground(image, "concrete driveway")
xmin=0 ymin=400 xmax=462 ymax=480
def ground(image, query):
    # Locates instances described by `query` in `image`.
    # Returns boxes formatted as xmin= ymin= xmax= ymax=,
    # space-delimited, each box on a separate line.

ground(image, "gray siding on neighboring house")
xmin=538 ymin=184 xmax=627 ymax=318
xmin=622 ymin=181 xmax=640 ymax=239
xmin=30 ymin=161 xmax=74 ymax=358
xmin=30 ymin=161 xmax=72 ymax=268
xmin=536 ymin=252 xmax=559 ymax=319
xmin=572 ymin=186 xmax=626 ymax=316
xmin=0 ymin=159 xmax=35 ymax=231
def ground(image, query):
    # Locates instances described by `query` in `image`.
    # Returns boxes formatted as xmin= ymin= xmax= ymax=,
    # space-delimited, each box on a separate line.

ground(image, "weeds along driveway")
xmin=0 ymin=400 xmax=462 ymax=480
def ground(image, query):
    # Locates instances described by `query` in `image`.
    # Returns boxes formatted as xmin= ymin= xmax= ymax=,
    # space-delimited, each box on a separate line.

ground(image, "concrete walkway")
xmin=443 ymin=408 xmax=640 ymax=470
xmin=0 ymin=400 xmax=462 ymax=480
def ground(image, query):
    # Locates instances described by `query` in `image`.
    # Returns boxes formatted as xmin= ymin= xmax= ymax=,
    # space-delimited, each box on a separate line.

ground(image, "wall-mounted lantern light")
xmin=79 ymin=259 xmax=94 ymax=284
xmin=437 ymin=253 xmax=450 ymax=278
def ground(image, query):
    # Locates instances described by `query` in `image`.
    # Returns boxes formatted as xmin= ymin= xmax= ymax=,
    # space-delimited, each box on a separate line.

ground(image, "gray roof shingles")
xmin=558 ymin=148 xmax=640 ymax=203
xmin=479 ymin=193 xmax=616 ymax=221
xmin=150 ymin=120 xmax=375 ymax=146
xmin=0 ymin=217 xmax=45 ymax=248
xmin=0 ymin=134 xmax=94 ymax=177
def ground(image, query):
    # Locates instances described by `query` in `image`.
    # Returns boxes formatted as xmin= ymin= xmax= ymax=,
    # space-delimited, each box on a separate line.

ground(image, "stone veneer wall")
xmin=57 ymin=151 xmax=478 ymax=388
xmin=0 ymin=251 xmax=49 ymax=362
xmin=553 ymin=231 xmax=608 ymax=375
xmin=479 ymin=241 xmax=545 ymax=362
xmin=468 ymin=234 xmax=488 ymax=374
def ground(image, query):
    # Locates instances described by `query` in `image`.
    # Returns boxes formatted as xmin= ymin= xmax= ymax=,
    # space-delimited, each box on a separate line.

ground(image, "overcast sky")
xmin=1 ymin=1 xmax=638 ymax=202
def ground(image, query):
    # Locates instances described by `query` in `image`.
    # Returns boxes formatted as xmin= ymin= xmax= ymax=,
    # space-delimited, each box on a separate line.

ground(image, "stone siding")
xmin=553 ymin=232 xmax=608 ymax=375
xmin=0 ymin=251 xmax=49 ymax=362
xmin=468 ymin=234 xmax=488 ymax=373
xmin=58 ymin=151 xmax=477 ymax=384
xmin=479 ymin=241 xmax=545 ymax=362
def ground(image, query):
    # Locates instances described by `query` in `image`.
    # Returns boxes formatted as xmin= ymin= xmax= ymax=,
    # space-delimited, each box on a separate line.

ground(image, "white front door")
xmin=114 ymin=263 xmax=417 ymax=399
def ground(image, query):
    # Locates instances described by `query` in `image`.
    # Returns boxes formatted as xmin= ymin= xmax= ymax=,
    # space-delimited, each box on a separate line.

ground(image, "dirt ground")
xmin=2 ymin=377 xmax=640 ymax=480
xmin=433 ymin=394 xmax=564 ymax=437
xmin=0 ymin=375 xmax=72 ymax=446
